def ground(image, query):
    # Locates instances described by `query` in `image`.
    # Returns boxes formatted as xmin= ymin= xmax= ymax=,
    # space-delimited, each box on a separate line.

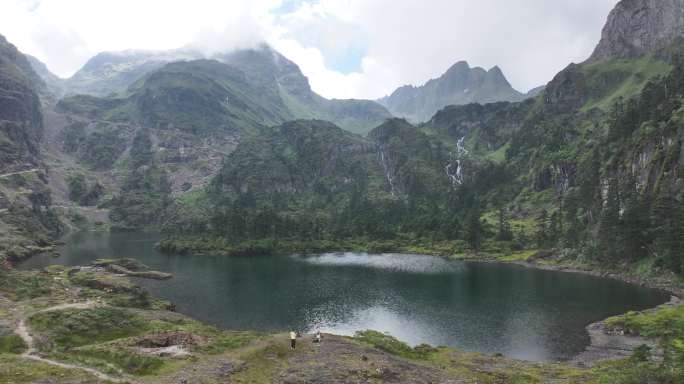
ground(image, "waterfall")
xmin=378 ymin=145 xmax=397 ymax=197
xmin=445 ymin=136 xmax=469 ymax=188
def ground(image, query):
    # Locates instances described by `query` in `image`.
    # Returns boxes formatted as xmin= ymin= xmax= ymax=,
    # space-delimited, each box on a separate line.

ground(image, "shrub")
xmin=0 ymin=334 xmax=27 ymax=354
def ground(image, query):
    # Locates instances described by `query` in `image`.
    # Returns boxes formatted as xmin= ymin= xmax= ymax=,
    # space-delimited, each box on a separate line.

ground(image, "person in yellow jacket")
xmin=290 ymin=331 xmax=297 ymax=349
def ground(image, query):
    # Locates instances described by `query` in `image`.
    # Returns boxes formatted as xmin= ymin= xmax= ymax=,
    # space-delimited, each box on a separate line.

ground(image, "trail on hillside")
xmin=0 ymin=168 xmax=39 ymax=178
xmin=13 ymin=302 xmax=136 ymax=384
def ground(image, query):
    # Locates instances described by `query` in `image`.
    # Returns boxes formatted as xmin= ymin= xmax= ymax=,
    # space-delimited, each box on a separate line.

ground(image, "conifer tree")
xmin=496 ymin=207 xmax=513 ymax=241
xmin=563 ymin=192 xmax=582 ymax=246
xmin=619 ymin=177 xmax=650 ymax=261
xmin=651 ymin=184 xmax=684 ymax=273
xmin=598 ymin=177 xmax=621 ymax=263
xmin=536 ymin=210 xmax=549 ymax=248
xmin=465 ymin=205 xmax=484 ymax=251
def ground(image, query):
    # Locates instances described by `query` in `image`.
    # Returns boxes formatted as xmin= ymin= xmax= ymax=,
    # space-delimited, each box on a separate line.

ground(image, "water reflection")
xmin=19 ymin=231 xmax=669 ymax=362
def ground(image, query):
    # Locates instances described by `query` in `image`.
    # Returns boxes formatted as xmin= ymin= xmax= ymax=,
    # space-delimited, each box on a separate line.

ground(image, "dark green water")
xmin=20 ymin=231 xmax=669 ymax=362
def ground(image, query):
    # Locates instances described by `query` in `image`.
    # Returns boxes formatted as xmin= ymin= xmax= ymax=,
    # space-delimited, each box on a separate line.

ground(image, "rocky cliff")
xmin=0 ymin=34 xmax=44 ymax=174
xmin=0 ymin=34 xmax=61 ymax=262
xmin=590 ymin=0 xmax=684 ymax=61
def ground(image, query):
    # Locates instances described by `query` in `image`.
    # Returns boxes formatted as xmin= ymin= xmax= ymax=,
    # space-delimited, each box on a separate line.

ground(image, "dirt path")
xmin=0 ymin=168 xmax=39 ymax=178
xmin=13 ymin=302 xmax=136 ymax=384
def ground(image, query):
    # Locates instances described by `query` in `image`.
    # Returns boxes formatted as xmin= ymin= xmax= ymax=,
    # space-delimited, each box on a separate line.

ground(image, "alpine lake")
xmin=20 ymin=231 xmax=669 ymax=363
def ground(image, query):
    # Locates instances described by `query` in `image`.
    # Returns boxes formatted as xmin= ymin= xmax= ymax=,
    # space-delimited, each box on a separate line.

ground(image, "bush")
xmin=631 ymin=344 xmax=652 ymax=362
xmin=0 ymin=334 xmax=27 ymax=354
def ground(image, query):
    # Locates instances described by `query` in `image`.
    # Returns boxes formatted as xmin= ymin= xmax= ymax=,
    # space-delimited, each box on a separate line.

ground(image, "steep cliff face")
xmin=26 ymin=55 xmax=65 ymax=97
xmin=590 ymin=0 xmax=684 ymax=61
xmin=0 ymin=34 xmax=44 ymax=173
xmin=378 ymin=61 xmax=527 ymax=123
xmin=0 ymin=34 xmax=61 ymax=263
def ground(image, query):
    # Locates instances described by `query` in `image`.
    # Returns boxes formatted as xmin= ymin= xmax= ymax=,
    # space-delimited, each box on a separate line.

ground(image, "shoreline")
xmin=9 ymin=234 xmax=683 ymax=368
xmin=153 ymin=240 xmax=684 ymax=367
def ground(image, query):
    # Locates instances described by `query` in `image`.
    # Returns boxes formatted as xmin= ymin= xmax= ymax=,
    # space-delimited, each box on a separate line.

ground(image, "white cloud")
xmin=0 ymin=0 xmax=620 ymax=99
xmin=272 ymin=0 xmax=620 ymax=98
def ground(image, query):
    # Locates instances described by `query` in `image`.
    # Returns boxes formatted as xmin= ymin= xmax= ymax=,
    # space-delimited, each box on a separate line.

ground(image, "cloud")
xmin=0 ymin=0 xmax=620 ymax=99
xmin=271 ymin=0 xmax=620 ymax=98
xmin=1 ymin=0 xmax=281 ymax=77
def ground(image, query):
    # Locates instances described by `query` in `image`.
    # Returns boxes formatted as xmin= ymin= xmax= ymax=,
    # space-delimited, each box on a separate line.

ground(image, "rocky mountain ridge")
xmin=590 ymin=0 xmax=684 ymax=61
xmin=377 ymin=61 xmax=529 ymax=123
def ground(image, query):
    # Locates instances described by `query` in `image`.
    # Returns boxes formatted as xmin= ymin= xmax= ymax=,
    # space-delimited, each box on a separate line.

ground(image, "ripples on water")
xmin=20 ymin=232 xmax=669 ymax=362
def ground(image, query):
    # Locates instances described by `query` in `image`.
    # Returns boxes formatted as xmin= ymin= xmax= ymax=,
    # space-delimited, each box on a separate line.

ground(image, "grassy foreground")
xmin=0 ymin=261 xmax=682 ymax=383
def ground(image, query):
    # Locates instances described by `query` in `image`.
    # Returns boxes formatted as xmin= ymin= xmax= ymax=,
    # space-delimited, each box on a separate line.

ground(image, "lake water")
xmin=20 ymin=231 xmax=669 ymax=362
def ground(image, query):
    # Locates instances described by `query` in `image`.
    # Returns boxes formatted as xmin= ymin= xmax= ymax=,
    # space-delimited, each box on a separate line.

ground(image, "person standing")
xmin=290 ymin=331 xmax=297 ymax=349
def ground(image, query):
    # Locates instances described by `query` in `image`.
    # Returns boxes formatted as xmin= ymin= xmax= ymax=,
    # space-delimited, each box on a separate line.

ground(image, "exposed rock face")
xmin=26 ymin=55 xmax=64 ymax=97
xmin=0 ymin=34 xmax=44 ymax=173
xmin=589 ymin=0 xmax=684 ymax=61
xmin=378 ymin=61 xmax=527 ymax=123
xmin=0 ymin=34 xmax=62 ymax=259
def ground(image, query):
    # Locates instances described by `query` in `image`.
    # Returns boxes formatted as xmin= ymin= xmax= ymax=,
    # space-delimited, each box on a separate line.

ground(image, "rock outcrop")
xmin=589 ymin=0 xmax=684 ymax=61
xmin=0 ymin=34 xmax=44 ymax=173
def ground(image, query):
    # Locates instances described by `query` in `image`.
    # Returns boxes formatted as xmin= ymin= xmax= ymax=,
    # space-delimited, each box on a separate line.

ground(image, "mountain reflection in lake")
xmin=20 ymin=231 xmax=669 ymax=362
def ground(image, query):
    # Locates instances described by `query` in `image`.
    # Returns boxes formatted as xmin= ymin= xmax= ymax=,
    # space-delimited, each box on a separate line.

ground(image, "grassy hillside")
xmin=580 ymin=56 xmax=672 ymax=111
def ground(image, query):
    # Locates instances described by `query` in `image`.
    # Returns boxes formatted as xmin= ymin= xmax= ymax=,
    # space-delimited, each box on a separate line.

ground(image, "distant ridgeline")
xmin=159 ymin=0 xmax=684 ymax=274
xmin=0 ymin=0 xmax=683 ymax=275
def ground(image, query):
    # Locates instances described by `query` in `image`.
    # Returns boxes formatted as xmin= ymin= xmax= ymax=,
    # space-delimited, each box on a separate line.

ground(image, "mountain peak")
xmin=488 ymin=65 xmax=503 ymax=75
xmin=446 ymin=60 xmax=471 ymax=72
xmin=378 ymin=60 xmax=526 ymax=122
xmin=589 ymin=0 xmax=684 ymax=61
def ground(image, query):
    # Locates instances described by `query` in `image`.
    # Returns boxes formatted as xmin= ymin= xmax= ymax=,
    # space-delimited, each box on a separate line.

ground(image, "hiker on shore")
xmin=314 ymin=330 xmax=322 ymax=344
xmin=290 ymin=331 xmax=297 ymax=349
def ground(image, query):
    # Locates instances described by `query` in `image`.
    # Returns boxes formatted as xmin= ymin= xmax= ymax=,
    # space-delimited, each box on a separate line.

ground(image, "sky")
xmin=0 ymin=0 xmax=620 ymax=99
